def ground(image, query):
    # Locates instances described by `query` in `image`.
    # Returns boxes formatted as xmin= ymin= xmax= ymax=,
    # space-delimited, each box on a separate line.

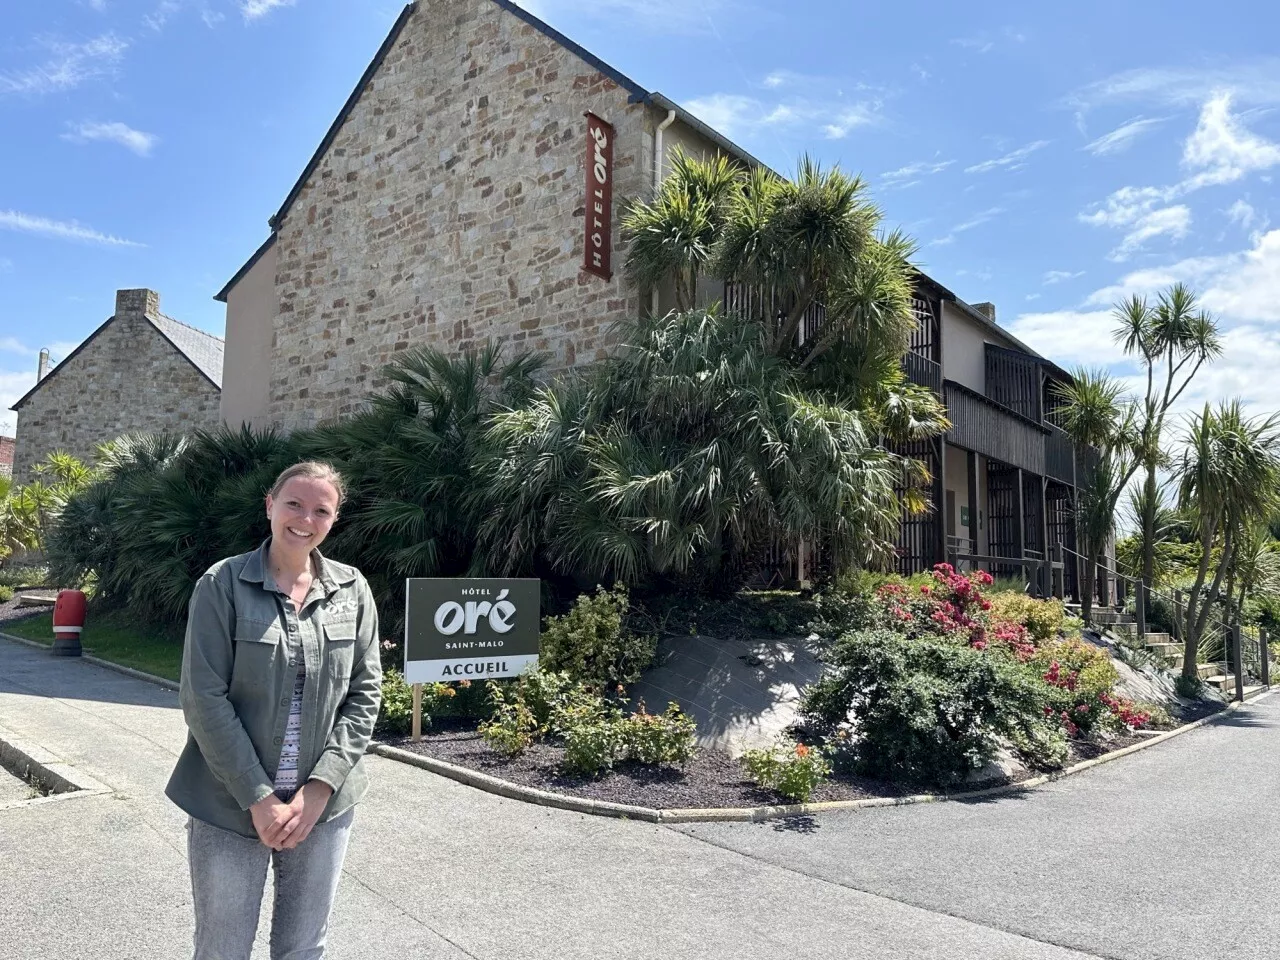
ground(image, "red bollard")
xmin=52 ymin=590 xmax=87 ymax=658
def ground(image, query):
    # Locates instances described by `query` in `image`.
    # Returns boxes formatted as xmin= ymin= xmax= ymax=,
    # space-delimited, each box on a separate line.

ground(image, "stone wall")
xmin=269 ymin=0 xmax=649 ymax=426
xmin=12 ymin=290 xmax=222 ymax=482
xmin=0 ymin=436 xmax=13 ymax=480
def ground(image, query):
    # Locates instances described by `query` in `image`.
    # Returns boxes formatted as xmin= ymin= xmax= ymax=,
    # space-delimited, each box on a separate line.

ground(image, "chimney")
xmin=972 ymin=301 xmax=997 ymax=323
xmin=115 ymin=288 xmax=161 ymax=317
xmin=37 ymin=348 xmax=50 ymax=381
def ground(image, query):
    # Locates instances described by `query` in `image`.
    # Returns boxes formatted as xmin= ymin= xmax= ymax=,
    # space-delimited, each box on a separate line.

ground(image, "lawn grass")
xmin=2 ymin=610 xmax=183 ymax=682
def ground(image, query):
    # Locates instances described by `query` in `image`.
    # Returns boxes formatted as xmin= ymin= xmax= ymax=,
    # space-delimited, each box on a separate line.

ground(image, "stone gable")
xmin=269 ymin=0 xmax=649 ymax=427
xmin=11 ymin=290 xmax=222 ymax=482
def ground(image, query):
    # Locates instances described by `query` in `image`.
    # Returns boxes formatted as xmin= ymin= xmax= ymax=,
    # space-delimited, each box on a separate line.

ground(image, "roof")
xmin=913 ymin=271 xmax=1073 ymax=382
xmin=214 ymin=234 xmax=277 ymax=303
xmin=149 ymin=313 xmax=225 ymax=388
xmin=11 ymin=311 xmax=223 ymax=412
xmin=216 ymin=0 xmax=771 ymax=301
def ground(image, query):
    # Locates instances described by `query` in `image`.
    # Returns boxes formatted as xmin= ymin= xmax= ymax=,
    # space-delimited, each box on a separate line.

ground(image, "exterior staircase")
xmin=1074 ymin=606 xmax=1264 ymax=700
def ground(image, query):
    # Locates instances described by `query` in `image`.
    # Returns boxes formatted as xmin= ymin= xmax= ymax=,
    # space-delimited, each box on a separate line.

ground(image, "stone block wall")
xmin=11 ymin=290 xmax=222 ymax=483
xmin=269 ymin=0 xmax=649 ymax=425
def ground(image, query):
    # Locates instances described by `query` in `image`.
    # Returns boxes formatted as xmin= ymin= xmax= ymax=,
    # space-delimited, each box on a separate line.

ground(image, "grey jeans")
xmin=187 ymin=808 xmax=354 ymax=960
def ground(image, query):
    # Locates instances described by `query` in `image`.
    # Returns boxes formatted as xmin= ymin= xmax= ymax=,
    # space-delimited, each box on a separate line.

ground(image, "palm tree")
xmin=1113 ymin=284 xmax=1222 ymax=590
xmin=622 ymin=148 xmax=743 ymax=312
xmin=476 ymin=308 xmax=904 ymax=589
xmin=1052 ymin=369 xmax=1138 ymax=622
xmin=1177 ymin=402 xmax=1280 ymax=679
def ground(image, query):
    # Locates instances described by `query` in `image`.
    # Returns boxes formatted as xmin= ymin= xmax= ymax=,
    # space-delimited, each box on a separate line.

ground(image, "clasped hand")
xmin=249 ymin=780 xmax=334 ymax=850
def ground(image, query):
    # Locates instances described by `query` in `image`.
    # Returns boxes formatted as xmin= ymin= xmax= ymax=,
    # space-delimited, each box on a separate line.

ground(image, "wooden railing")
xmin=943 ymin=380 xmax=1047 ymax=475
xmin=1045 ymin=424 xmax=1075 ymax=485
xmin=903 ymin=351 xmax=942 ymax=394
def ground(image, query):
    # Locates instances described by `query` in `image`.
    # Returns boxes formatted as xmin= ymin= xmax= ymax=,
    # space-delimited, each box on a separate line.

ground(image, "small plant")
xmin=740 ymin=739 xmax=832 ymax=803
xmin=1175 ymin=673 xmax=1203 ymax=699
xmin=985 ymin=593 xmax=1065 ymax=643
xmin=479 ymin=682 xmax=538 ymax=756
xmin=0 ymin=584 xmax=13 ymax=603
xmin=619 ymin=700 xmax=697 ymax=765
xmin=376 ymin=668 xmax=417 ymax=735
xmin=561 ymin=708 xmax=624 ymax=777
xmin=540 ymin=584 xmax=658 ymax=689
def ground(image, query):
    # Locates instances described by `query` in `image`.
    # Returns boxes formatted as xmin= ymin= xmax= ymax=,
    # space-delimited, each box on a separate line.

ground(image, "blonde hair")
xmin=268 ymin=461 xmax=347 ymax=508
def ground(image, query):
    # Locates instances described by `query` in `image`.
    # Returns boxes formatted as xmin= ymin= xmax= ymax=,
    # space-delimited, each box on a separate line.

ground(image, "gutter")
xmin=650 ymin=108 xmax=677 ymax=315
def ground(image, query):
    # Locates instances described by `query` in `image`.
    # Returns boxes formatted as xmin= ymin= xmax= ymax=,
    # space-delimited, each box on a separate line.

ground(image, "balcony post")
xmin=935 ymin=436 xmax=948 ymax=569
xmin=1014 ymin=467 xmax=1026 ymax=584
xmin=967 ymin=450 xmax=979 ymax=556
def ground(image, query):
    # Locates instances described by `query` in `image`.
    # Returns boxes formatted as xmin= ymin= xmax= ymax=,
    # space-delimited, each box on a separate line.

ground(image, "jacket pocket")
xmin=232 ymin=617 xmax=281 ymax=688
xmin=323 ymin=618 xmax=358 ymax=684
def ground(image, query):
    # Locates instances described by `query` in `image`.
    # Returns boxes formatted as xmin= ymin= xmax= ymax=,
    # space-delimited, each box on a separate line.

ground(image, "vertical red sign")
xmin=583 ymin=112 xmax=614 ymax=281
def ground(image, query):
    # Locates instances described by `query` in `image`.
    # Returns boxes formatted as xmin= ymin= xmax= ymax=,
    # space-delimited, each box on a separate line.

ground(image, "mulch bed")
xmin=382 ymin=699 xmax=1228 ymax=810
xmin=0 ymin=596 xmax=50 ymax=629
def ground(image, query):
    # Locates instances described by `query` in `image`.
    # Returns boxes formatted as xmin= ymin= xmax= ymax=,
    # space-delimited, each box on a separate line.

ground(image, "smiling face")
xmin=264 ymin=475 xmax=340 ymax=557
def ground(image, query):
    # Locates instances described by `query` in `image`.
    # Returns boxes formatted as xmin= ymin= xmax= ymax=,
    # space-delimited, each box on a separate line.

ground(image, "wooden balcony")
xmin=903 ymin=351 xmax=942 ymax=393
xmin=1045 ymin=424 xmax=1076 ymax=485
xmin=944 ymin=380 xmax=1048 ymax=475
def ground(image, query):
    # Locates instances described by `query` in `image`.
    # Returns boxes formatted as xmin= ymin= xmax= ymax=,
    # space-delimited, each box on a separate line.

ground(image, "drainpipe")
xmin=651 ymin=108 xmax=677 ymax=316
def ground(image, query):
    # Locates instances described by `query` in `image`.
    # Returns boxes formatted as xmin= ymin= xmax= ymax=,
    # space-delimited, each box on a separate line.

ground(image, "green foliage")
xmin=480 ymin=682 xmax=539 ymax=756
xmin=1174 ymin=674 xmax=1203 ymax=699
xmin=740 ymin=739 xmax=832 ymax=803
xmin=802 ymin=627 xmax=1060 ymax=786
xmin=0 ymin=452 xmax=94 ymax=559
xmin=0 ymin=585 xmax=13 ymax=603
xmin=540 ymin=585 xmax=656 ymax=689
xmin=376 ymin=668 xmax=417 ymax=736
xmin=618 ymin=701 xmax=697 ymax=765
xmin=985 ymin=593 xmax=1066 ymax=643
xmin=1028 ymin=638 xmax=1120 ymax=736
xmin=0 ymin=564 xmax=47 ymax=588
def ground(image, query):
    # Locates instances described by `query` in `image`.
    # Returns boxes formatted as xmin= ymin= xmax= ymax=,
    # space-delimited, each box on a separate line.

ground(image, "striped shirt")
xmin=273 ymin=662 xmax=306 ymax=796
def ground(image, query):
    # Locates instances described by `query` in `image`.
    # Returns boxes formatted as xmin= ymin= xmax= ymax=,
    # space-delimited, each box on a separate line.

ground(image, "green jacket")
xmin=165 ymin=540 xmax=382 ymax=838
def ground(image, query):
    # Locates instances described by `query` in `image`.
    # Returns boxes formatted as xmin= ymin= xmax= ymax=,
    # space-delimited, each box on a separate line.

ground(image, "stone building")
xmin=216 ymin=0 xmax=757 ymax=429
xmin=0 ymin=436 xmax=14 ymax=480
xmin=10 ymin=289 xmax=223 ymax=482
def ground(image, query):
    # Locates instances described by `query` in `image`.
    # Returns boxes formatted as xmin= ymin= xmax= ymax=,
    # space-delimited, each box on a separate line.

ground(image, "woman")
xmin=166 ymin=461 xmax=382 ymax=960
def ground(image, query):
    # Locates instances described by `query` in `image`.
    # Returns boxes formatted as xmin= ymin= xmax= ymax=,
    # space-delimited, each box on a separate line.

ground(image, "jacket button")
xmin=273 ymin=737 xmax=282 ymax=745
xmin=281 ymin=698 xmax=290 ymax=706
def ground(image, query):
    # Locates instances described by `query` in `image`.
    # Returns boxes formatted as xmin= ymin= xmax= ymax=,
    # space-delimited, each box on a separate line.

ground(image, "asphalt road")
xmin=0 ymin=636 xmax=1272 ymax=960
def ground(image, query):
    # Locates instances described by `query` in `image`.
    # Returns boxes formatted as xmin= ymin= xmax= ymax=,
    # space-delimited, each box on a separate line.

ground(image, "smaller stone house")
xmin=10 ymin=289 xmax=224 ymax=483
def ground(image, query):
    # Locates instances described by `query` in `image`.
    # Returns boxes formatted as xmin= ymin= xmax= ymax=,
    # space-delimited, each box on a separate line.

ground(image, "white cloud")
xmin=1181 ymin=91 xmax=1280 ymax=188
xmin=144 ymin=0 xmax=182 ymax=31
xmin=62 ymin=121 xmax=159 ymax=157
xmin=0 ymin=211 xmax=143 ymax=248
xmin=0 ymin=33 xmax=128 ymax=97
xmin=684 ymin=91 xmax=879 ymax=142
xmin=242 ymin=0 xmax=296 ymax=20
xmin=201 ymin=8 xmax=226 ymax=27
xmin=1026 ymin=294 xmax=1041 ymax=301
xmin=965 ymin=140 xmax=1050 ymax=174
xmin=0 ymin=338 xmax=36 ymax=357
xmin=0 ymin=258 xmax=12 ymax=274
xmin=951 ymin=37 xmax=994 ymax=54
xmin=1227 ymin=199 xmax=1257 ymax=229
xmin=880 ymin=159 xmax=952 ymax=189
xmin=87 ymin=0 xmax=108 ymax=9
xmin=1068 ymin=61 xmax=1280 ymax=116
xmin=1080 ymin=95 xmax=1280 ymax=259
xmin=930 ymin=207 xmax=1004 ymax=246
xmin=1044 ymin=270 xmax=1085 ymax=285
xmin=1083 ymin=116 xmax=1165 ymax=156
xmin=823 ymin=105 xmax=877 ymax=140
xmin=0 ymin=370 xmax=38 ymax=436
xmin=1007 ymin=309 xmax=1117 ymax=366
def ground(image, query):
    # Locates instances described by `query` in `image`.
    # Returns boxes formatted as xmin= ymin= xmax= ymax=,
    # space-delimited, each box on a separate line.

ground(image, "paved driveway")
xmin=0 ymin=637 xmax=1271 ymax=960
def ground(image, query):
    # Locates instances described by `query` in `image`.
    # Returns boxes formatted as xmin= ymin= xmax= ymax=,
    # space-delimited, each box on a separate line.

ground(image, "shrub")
xmin=376 ymin=668 xmax=416 ymax=735
xmin=0 ymin=564 xmax=48 ymax=589
xmin=540 ymin=584 xmax=657 ymax=689
xmin=740 ymin=739 xmax=832 ymax=802
xmin=0 ymin=585 xmax=12 ymax=603
xmin=479 ymin=682 xmax=538 ymax=756
xmin=802 ymin=627 xmax=1058 ymax=786
xmin=559 ymin=697 xmax=624 ymax=777
xmin=985 ymin=593 xmax=1065 ymax=643
xmin=619 ymin=700 xmax=697 ymax=765
xmin=1029 ymin=638 xmax=1120 ymax=737
xmin=1174 ymin=673 xmax=1203 ymax=699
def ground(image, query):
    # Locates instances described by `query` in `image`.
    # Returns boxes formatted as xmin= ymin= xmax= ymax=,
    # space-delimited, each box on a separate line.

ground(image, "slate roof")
xmin=10 ymin=310 xmax=223 ymax=411
xmin=149 ymin=313 xmax=224 ymax=388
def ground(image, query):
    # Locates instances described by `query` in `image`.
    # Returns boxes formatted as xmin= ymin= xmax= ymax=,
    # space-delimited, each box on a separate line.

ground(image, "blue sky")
xmin=1 ymin=0 xmax=1277 ymax=436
